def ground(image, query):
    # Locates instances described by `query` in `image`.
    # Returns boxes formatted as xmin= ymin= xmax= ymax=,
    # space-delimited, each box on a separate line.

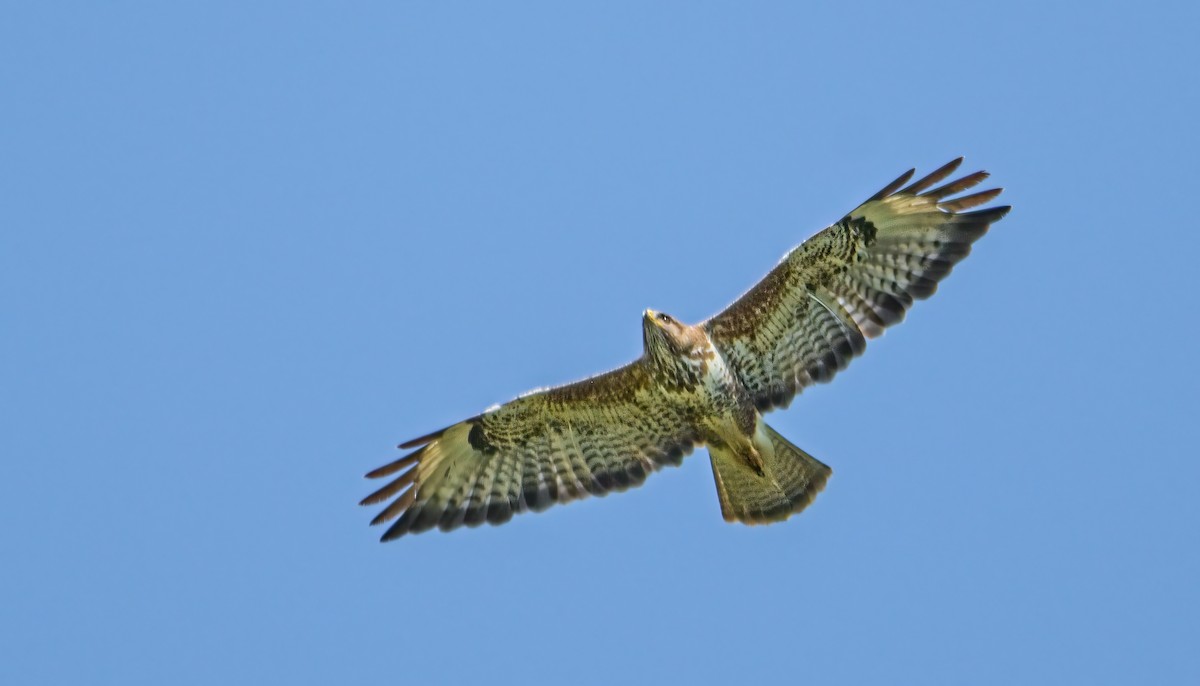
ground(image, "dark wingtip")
xmin=937 ymin=187 xmax=1004 ymax=212
xmin=398 ymin=431 xmax=442 ymax=450
xmin=865 ymin=167 xmax=916 ymax=203
xmin=398 ymin=416 xmax=479 ymax=449
xmin=964 ymin=204 xmax=1012 ymax=222
xmin=380 ymin=511 xmax=415 ymax=541
xmin=900 ymin=157 xmax=965 ymax=195
xmin=925 ymin=170 xmax=990 ymax=200
xmin=364 ymin=450 xmax=421 ymax=479
xmin=991 ymin=204 xmax=1013 ymax=220
xmin=374 ymin=493 xmax=420 ymax=538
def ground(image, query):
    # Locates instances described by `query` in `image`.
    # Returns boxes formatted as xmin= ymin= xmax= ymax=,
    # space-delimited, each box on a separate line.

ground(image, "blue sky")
xmin=3 ymin=2 xmax=1198 ymax=684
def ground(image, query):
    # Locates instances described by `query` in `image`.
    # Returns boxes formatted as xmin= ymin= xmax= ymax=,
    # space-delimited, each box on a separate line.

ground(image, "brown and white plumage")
xmin=362 ymin=158 xmax=1009 ymax=540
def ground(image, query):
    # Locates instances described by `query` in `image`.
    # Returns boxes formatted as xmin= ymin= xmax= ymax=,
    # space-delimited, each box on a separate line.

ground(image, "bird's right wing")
xmin=704 ymin=158 xmax=1010 ymax=411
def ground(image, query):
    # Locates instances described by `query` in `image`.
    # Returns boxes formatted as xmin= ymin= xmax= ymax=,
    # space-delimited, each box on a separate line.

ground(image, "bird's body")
xmin=643 ymin=312 xmax=764 ymax=478
xmin=362 ymin=159 xmax=1010 ymax=540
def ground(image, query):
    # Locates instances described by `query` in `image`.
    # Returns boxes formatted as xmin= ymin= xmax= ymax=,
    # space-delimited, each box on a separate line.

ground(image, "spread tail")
xmin=708 ymin=423 xmax=831 ymax=525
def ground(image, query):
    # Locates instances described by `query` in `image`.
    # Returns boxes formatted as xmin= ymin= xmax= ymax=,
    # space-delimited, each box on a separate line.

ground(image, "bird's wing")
xmin=360 ymin=359 xmax=700 ymax=540
xmin=704 ymin=158 xmax=1010 ymax=411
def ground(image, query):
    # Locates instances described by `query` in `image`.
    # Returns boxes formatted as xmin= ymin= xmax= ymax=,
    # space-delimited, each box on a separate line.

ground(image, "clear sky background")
xmin=3 ymin=2 xmax=1198 ymax=684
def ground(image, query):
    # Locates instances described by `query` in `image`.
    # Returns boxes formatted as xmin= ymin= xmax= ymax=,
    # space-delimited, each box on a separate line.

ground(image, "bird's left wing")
xmin=360 ymin=359 xmax=700 ymax=540
xmin=704 ymin=158 xmax=1010 ymax=411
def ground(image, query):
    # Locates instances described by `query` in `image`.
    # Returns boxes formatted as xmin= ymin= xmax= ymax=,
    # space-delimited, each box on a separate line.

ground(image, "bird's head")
xmin=643 ymin=309 xmax=686 ymax=350
xmin=642 ymin=309 xmax=713 ymax=381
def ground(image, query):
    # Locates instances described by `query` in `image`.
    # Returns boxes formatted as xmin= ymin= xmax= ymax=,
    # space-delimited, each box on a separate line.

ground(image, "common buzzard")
xmin=362 ymin=158 xmax=1009 ymax=540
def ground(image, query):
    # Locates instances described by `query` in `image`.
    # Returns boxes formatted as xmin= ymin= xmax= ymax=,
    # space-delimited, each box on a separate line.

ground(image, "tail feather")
xmin=709 ymin=424 xmax=831 ymax=525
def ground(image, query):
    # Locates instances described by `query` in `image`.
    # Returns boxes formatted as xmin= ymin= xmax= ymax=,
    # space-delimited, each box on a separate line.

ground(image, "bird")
xmin=361 ymin=158 xmax=1009 ymax=541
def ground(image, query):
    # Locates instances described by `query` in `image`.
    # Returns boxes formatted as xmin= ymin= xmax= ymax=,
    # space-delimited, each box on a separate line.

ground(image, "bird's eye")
xmin=657 ymin=313 xmax=672 ymax=323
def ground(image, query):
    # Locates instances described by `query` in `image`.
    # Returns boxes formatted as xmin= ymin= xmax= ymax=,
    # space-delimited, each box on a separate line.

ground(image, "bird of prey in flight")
xmin=361 ymin=158 xmax=1009 ymax=541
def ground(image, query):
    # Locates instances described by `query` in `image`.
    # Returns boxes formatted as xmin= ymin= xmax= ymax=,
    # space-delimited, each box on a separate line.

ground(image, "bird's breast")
xmin=695 ymin=346 xmax=753 ymax=414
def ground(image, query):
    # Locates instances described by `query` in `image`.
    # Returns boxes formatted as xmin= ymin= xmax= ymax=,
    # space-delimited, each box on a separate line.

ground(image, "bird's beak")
xmin=645 ymin=309 xmax=661 ymax=326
